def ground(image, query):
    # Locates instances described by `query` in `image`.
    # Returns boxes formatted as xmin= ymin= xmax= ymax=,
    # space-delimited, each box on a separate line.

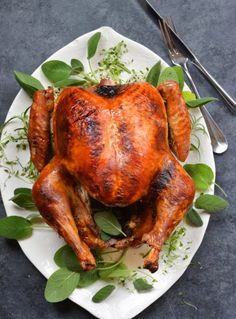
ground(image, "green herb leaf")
xmin=146 ymin=61 xmax=161 ymax=87
xmin=187 ymin=97 xmax=217 ymax=108
xmin=105 ymin=263 xmax=130 ymax=279
xmin=186 ymin=207 xmax=203 ymax=227
xmin=182 ymin=91 xmax=196 ymax=102
xmin=94 ymin=211 xmax=126 ymax=237
xmin=70 ymin=59 xmax=84 ymax=74
xmin=41 ymin=60 xmax=72 ymax=83
xmin=158 ymin=66 xmax=179 ymax=85
xmin=54 ymin=78 xmax=86 ymax=88
xmin=100 ymin=231 xmax=111 ymax=241
xmin=10 ymin=188 xmax=36 ymax=210
xmin=172 ymin=65 xmax=184 ymax=90
xmin=195 ymin=194 xmax=229 ymax=213
xmin=87 ymin=32 xmax=101 ymax=60
xmin=0 ymin=216 xmax=32 ymax=240
xmin=14 ymin=71 xmax=44 ymax=98
xmin=77 ymin=269 xmax=99 ymax=288
xmin=44 ymin=268 xmax=80 ymax=303
xmin=184 ymin=163 xmax=214 ymax=191
xmin=92 ymin=284 xmax=115 ymax=303
xmin=133 ymin=278 xmax=153 ymax=292
xmin=54 ymin=245 xmax=82 ymax=272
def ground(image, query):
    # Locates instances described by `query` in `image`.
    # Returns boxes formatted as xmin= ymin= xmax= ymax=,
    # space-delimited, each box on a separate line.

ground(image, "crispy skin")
xmin=142 ymin=154 xmax=195 ymax=272
xmin=28 ymin=88 xmax=54 ymax=171
xmin=32 ymin=158 xmax=106 ymax=270
xmin=54 ymin=83 xmax=168 ymax=206
xmin=157 ymin=81 xmax=191 ymax=162
xmin=30 ymin=81 xmax=195 ymax=272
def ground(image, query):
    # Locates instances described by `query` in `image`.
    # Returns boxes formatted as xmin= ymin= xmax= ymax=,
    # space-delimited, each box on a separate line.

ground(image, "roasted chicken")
xmin=28 ymin=80 xmax=195 ymax=273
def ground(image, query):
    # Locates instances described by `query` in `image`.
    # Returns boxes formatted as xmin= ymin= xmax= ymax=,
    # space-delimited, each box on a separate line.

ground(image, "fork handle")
xmin=191 ymin=59 xmax=236 ymax=114
xmin=183 ymin=62 xmax=228 ymax=154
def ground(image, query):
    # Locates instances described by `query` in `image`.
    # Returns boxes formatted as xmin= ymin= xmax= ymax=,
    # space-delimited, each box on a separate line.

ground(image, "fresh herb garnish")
xmin=0 ymin=216 xmax=32 ymax=240
xmin=41 ymin=60 xmax=72 ymax=83
xmin=186 ymin=207 xmax=203 ymax=227
xmin=186 ymin=97 xmax=218 ymax=108
xmin=172 ymin=65 xmax=184 ymax=90
xmin=87 ymin=32 xmax=102 ymax=60
xmin=14 ymin=71 xmax=44 ymax=97
xmin=70 ymin=58 xmax=84 ymax=74
xmin=10 ymin=187 xmax=36 ymax=210
xmin=158 ymin=66 xmax=179 ymax=85
xmin=146 ymin=61 xmax=161 ymax=87
xmin=195 ymin=194 xmax=229 ymax=213
xmin=184 ymin=163 xmax=214 ymax=191
xmin=44 ymin=268 xmax=80 ymax=303
xmin=133 ymin=278 xmax=153 ymax=292
xmin=94 ymin=211 xmax=126 ymax=237
xmin=92 ymin=284 xmax=116 ymax=303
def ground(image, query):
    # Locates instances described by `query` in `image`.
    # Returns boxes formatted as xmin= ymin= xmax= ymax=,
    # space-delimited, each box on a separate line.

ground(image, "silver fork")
xmin=159 ymin=17 xmax=228 ymax=154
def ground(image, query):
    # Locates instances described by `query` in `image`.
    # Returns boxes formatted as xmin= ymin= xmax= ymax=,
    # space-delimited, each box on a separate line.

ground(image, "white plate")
xmin=0 ymin=26 xmax=215 ymax=319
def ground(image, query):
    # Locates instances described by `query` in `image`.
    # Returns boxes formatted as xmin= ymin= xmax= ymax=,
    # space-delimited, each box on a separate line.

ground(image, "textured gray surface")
xmin=0 ymin=0 xmax=236 ymax=318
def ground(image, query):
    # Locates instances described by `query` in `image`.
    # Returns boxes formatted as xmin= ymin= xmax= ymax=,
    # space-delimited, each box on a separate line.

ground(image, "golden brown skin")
xmin=28 ymin=88 xmax=54 ymax=171
xmin=29 ymin=80 xmax=195 ymax=272
xmin=158 ymin=81 xmax=191 ymax=161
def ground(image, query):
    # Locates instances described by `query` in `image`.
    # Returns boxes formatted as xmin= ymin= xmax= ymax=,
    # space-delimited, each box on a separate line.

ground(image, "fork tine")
xmin=162 ymin=18 xmax=176 ymax=53
xmin=159 ymin=20 xmax=171 ymax=51
xmin=166 ymin=16 xmax=178 ymax=35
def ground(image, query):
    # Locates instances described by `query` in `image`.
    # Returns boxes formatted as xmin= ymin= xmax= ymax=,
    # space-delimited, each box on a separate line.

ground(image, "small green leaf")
xmin=92 ymin=284 xmax=115 ymax=303
xmin=87 ymin=32 xmax=101 ymax=60
xmin=186 ymin=207 xmax=203 ymax=227
xmin=184 ymin=163 xmax=214 ymax=191
xmin=146 ymin=61 xmax=161 ymax=87
xmin=54 ymin=245 xmax=82 ymax=272
xmin=172 ymin=65 xmax=184 ymax=90
xmin=182 ymin=91 xmax=196 ymax=102
xmin=44 ymin=268 xmax=80 ymax=303
xmin=14 ymin=71 xmax=44 ymax=98
xmin=195 ymin=194 xmax=229 ymax=213
xmin=0 ymin=216 xmax=32 ymax=240
xmin=94 ymin=211 xmax=126 ymax=237
xmin=187 ymin=97 xmax=217 ymax=108
xmin=54 ymin=78 xmax=86 ymax=88
xmin=70 ymin=59 xmax=84 ymax=74
xmin=41 ymin=60 xmax=72 ymax=83
xmin=100 ymin=231 xmax=111 ymax=241
xmin=77 ymin=269 xmax=99 ymax=288
xmin=133 ymin=278 xmax=153 ymax=292
xmin=105 ymin=263 xmax=130 ymax=279
xmin=158 ymin=66 xmax=179 ymax=85
xmin=10 ymin=188 xmax=36 ymax=210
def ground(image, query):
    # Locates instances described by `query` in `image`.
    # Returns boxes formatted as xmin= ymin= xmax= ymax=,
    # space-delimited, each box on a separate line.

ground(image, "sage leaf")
xmin=94 ymin=211 xmax=126 ymax=237
xmin=158 ymin=66 xmax=179 ymax=85
xmin=146 ymin=61 xmax=161 ymax=87
xmin=92 ymin=284 xmax=115 ymax=303
xmin=105 ymin=263 xmax=130 ymax=279
xmin=182 ymin=91 xmax=196 ymax=102
xmin=87 ymin=32 xmax=101 ymax=60
xmin=187 ymin=97 xmax=217 ymax=108
xmin=44 ymin=268 xmax=80 ymax=303
xmin=41 ymin=60 xmax=72 ymax=83
xmin=54 ymin=245 xmax=82 ymax=272
xmin=77 ymin=269 xmax=99 ymax=288
xmin=14 ymin=71 xmax=44 ymax=98
xmin=195 ymin=194 xmax=229 ymax=213
xmin=172 ymin=65 xmax=184 ymax=90
xmin=71 ymin=59 xmax=84 ymax=74
xmin=133 ymin=278 xmax=153 ymax=292
xmin=100 ymin=231 xmax=111 ymax=241
xmin=54 ymin=78 xmax=86 ymax=88
xmin=10 ymin=188 xmax=36 ymax=210
xmin=184 ymin=163 xmax=214 ymax=191
xmin=186 ymin=207 xmax=203 ymax=227
xmin=0 ymin=216 xmax=32 ymax=240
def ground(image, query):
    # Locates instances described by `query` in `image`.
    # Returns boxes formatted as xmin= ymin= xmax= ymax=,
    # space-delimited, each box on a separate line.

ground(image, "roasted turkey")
xmin=28 ymin=80 xmax=195 ymax=273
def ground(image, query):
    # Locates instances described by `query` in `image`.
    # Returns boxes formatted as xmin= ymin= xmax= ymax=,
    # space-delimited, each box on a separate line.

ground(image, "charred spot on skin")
xmin=150 ymin=101 xmax=158 ymax=113
xmin=149 ymin=161 xmax=175 ymax=202
xmin=95 ymin=85 xmax=120 ymax=97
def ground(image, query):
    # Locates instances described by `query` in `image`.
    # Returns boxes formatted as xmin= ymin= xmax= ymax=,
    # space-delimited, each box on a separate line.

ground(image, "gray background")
xmin=0 ymin=0 xmax=236 ymax=318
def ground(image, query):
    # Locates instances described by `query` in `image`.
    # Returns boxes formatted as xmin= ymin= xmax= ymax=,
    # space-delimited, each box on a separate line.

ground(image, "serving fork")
xmin=159 ymin=18 xmax=228 ymax=154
